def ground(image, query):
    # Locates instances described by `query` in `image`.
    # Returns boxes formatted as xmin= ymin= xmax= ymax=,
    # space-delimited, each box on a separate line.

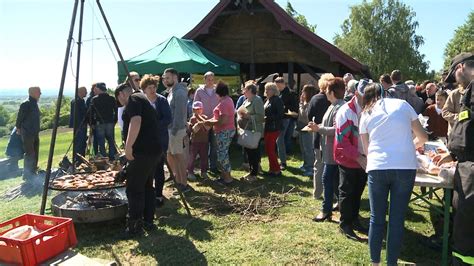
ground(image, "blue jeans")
xmin=298 ymin=131 xmax=314 ymax=171
xmin=73 ymin=126 xmax=87 ymax=163
xmin=96 ymin=123 xmax=117 ymax=159
xmin=368 ymin=169 xmax=415 ymax=265
xmin=92 ymin=127 xmax=99 ymax=155
xmin=277 ymin=118 xmax=290 ymax=165
xmin=322 ymin=164 xmax=339 ymax=213
xmin=285 ymin=119 xmax=295 ymax=154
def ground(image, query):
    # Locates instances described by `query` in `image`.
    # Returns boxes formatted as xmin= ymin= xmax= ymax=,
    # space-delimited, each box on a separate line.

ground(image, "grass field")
xmin=0 ymin=128 xmax=445 ymax=264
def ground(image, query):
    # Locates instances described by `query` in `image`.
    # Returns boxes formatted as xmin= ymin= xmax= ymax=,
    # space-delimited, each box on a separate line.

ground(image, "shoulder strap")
xmin=461 ymin=81 xmax=474 ymax=111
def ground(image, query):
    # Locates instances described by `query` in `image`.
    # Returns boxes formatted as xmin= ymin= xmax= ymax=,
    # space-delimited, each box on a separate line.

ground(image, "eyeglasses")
xmin=134 ymin=79 xmax=140 ymax=82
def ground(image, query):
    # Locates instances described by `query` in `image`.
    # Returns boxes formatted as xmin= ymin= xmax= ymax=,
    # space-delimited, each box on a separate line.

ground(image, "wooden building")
xmin=184 ymin=0 xmax=369 ymax=88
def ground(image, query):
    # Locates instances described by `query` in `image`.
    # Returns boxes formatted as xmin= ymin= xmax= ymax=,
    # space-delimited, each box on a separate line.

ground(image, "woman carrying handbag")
xmin=237 ymin=81 xmax=265 ymax=182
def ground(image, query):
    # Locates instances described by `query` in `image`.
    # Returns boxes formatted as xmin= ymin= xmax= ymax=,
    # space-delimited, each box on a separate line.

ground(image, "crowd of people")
xmin=7 ymin=52 xmax=474 ymax=265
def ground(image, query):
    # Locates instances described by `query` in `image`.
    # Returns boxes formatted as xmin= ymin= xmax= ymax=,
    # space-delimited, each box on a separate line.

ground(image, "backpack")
xmin=448 ymin=81 xmax=474 ymax=160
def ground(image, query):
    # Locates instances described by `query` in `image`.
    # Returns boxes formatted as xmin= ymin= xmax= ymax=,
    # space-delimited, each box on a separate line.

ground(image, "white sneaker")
xmin=187 ymin=173 xmax=197 ymax=181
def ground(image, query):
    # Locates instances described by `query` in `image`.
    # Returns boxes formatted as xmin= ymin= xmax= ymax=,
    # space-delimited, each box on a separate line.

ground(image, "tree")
xmin=334 ymin=0 xmax=429 ymax=81
xmin=285 ymin=1 xmax=317 ymax=33
xmin=40 ymin=97 xmax=71 ymax=130
xmin=443 ymin=11 xmax=474 ymax=69
xmin=0 ymin=105 xmax=10 ymax=127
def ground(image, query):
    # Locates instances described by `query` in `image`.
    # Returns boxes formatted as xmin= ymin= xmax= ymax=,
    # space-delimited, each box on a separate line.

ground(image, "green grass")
xmin=0 ymin=129 xmax=444 ymax=264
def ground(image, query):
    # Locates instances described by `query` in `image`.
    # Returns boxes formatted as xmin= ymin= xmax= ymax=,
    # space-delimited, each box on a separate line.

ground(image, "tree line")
xmin=1 ymin=1 xmax=471 ymax=137
xmin=286 ymin=0 xmax=473 ymax=80
xmin=0 ymin=97 xmax=71 ymax=138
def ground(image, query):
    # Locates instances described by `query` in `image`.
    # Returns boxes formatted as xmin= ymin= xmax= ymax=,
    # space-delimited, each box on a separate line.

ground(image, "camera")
xmin=118 ymin=154 xmax=128 ymax=166
xmin=59 ymin=156 xmax=72 ymax=171
xmin=115 ymin=163 xmax=128 ymax=183
xmin=113 ymin=154 xmax=129 ymax=183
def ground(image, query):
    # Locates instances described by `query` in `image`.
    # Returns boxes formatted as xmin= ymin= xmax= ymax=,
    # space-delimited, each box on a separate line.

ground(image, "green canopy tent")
xmin=117 ymin=36 xmax=240 ymax=82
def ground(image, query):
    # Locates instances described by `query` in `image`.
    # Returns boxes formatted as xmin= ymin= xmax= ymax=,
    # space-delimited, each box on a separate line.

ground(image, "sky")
xmin=0 ymin=0 xmax=472 ymax=92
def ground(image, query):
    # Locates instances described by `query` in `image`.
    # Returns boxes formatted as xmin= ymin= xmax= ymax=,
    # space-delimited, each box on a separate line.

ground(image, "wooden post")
xmin=297 ymin=71 xmax=301 ymax=94
xmin=250 ymin=63 xmax=256 ymax=80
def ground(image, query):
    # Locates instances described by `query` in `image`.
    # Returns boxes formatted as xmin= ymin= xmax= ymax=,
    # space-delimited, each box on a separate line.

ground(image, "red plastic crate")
xmin=0 ymin=213 xmax=77 ymax=266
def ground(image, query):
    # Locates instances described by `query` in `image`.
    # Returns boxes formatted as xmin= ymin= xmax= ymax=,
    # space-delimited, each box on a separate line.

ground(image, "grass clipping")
xmin=188 ymin=186 xmax=296 ymax=223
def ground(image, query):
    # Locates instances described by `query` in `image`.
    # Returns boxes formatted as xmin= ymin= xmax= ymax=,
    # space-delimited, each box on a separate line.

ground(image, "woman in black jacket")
xmin=263 ymin=82 xmax=284 ymax=176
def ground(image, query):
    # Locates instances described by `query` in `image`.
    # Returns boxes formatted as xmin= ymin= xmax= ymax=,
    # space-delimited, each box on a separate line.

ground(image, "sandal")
xmin=312 ymin=212 xmax=332 ymax=222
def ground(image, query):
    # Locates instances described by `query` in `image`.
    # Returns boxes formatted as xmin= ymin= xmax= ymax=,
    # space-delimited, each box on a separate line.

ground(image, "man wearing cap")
xmin=333 ymin=79 xmax=369 ymax=240
xmin=16 ymin=86 xmax=41 ymax=179
xmin=442 ymin=54 xmax=474 ymax=136
xmin=115 ymin=83 xmax=161 ymax=236
xmin=437 ymin=52 xmax=474 ymax=266
xmin=90 ymin=82 xmax=117 ymax=159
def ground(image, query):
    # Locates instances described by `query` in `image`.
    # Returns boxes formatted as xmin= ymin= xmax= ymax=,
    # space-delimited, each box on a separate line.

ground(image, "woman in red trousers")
xmin=263 ymin=82 xmax=284 ymax=176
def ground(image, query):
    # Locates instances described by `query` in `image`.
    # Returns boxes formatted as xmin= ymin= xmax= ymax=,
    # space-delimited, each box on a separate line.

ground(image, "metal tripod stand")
xmin=39 ymin=0 xmax=192 ymax=218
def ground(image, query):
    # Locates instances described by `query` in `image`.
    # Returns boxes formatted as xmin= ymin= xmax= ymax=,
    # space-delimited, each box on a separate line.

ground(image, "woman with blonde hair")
xmin=263 ymin=82 xmax=284 ymax=176
xmin=237 ymin=81 xmax=265 ymax=181
xmin=307 ymin=73 xmax=333 ymax=199
xmin=310 ymin=77 xmax=346 ymax=221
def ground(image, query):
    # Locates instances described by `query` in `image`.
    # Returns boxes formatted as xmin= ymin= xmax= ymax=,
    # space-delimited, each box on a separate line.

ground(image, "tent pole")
xmin=40 ymin=0 xmax=80 ymax=215
xmin=72 ymin=0 xmax=85 ymax=170
xmin=95 ymin=0 xmax=136 ymax=91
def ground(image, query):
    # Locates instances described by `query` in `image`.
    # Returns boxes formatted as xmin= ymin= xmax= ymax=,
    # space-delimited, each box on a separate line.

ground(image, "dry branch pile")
xmin=188 ymin=186 xmax=297 ymax=223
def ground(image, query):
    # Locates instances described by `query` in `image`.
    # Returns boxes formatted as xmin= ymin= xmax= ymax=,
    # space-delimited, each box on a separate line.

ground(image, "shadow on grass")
xmin=399 ymin=226 xmax=442 ymax=265
xmin=0 ymin=173 xmax=44 ymax=200
xmin=283 ymin=165 xmax=310 ymax=178
xmin=157 ymin=196 xmax=213 ymax=242
xmin=74 ymin=218 xmax=207 ymax=265
xmin=135 ymin=228 xmax=207 ymax=265
xmin=405 ymin=206 xmax=429 ymax=223
xmin=0 ymin=168 xmax=22 ymax=181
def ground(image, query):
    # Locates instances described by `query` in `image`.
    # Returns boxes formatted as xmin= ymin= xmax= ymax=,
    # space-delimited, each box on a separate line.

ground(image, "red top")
xmin=213 ymin=96 xmax=236 ymax=133
xmin=423 ymin=104 xmax=448 ymax=138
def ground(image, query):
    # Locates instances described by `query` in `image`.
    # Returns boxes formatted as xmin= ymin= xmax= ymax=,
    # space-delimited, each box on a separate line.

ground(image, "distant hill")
xmin=0 ymin=88 xmax=75 ymax=97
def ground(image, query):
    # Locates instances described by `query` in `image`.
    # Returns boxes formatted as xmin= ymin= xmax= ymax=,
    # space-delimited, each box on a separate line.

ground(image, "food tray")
xmin=48 ymin=183 xmax=126 ymax=191
xmin=0 ymin=214 xmax=77 ymax=266
xmin=48 ymin=170 xmax=125 ymax=191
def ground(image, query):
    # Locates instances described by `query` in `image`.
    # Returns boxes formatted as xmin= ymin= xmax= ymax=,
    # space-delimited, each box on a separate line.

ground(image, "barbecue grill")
xmin=51 ymin=189 xmax=127 ymax=223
